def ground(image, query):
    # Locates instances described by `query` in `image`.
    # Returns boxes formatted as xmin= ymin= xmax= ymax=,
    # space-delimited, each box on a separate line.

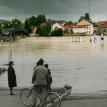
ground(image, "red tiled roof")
xmin=97 ymin=21 xmax=107 ymax=28
xmin=100 ymin=22 xmax=107 ymax=28
xmin=98 ymin=21 xmax=107 ymax=25
xmin=73 ymin=25 xmax=88 ymax=28
xmin=64 ymin=24 xmax=73 ymax=28
xmin=64 ymin=21 xmax=74 ymax=28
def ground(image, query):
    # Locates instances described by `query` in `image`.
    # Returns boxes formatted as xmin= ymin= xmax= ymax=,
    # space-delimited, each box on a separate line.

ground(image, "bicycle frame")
xmin=20 ymin=84 xmax=61 ymax=107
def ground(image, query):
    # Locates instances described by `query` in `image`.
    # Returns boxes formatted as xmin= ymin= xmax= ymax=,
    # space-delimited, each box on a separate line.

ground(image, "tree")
xmin=45 ymin=23 xmax=51 ymax=36
xmin=28 ymin=16 xmax=37 ymax=26
xmin=24 ymin=19 xmax=32 ymax=33
xmin=85 ymin=13 xmax=90 ymax=21
xmin=36 ymin=15 xmax=46 ymax=26
xmin=51 ymin=28 xmax=63 ymax=36
xmin=64 ymin=28 xmax=69 ymax=33
xmin=28 ymin=15 xmax=47 ymax=26
xmin=73 ymin=22 xmax=77 ymax=25
xmin=9 ymin=18 xmax=23 ymax=28
xmin=47 ymin=19 xmax=54 ymax=25
xmin=78 ymin=16 xmax=85 ymax=22
xmin=36 ymin=25 xmax=43 ymax=36
xmin=0 ymin=24 xmax=3 ymax=34
xmin=36 ymin=23 xmax=51 ymax=36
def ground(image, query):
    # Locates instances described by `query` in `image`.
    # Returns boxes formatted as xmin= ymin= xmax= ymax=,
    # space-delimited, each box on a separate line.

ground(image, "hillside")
xmin=0 ymin=19 xmax=10 ymax=24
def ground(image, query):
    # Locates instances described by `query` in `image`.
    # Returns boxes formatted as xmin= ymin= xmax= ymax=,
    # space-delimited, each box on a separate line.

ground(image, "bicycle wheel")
xmin=20 ymin=88 xmax=33 ymax=106
xmin=45 ymin=92 xmax=61 ymax=107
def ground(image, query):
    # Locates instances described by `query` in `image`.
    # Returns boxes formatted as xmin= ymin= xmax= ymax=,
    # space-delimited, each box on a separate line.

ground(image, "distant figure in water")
xmin=90 ymin=37 xmax=92 ymax=42
xmin=93 ymin=34 xmax=97 ymax=42
xmin=101 ymin=33 xmax=104 ymax=45
xmin=8 ymin=61 xmax=17 ymax=95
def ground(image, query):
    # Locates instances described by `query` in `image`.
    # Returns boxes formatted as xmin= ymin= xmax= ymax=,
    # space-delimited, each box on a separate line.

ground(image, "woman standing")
xmin=8 ymin=61 xmax=17 ymax=95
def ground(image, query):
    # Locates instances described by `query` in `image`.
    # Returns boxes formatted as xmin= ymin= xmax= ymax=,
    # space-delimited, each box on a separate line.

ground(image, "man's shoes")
xmin=10 ymin=93 xmax=15 ymax=95
xmin=31 ymin=104 xmax=40 ymax=107
xmin=30 ymin=105 xmax=35 ymax=107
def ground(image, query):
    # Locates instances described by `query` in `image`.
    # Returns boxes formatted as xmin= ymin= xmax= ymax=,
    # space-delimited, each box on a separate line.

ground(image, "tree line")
xmin=0 ymin=13 xmax=91 ymax=36
xmin=0 ymin=14 xmax=63 ymax=36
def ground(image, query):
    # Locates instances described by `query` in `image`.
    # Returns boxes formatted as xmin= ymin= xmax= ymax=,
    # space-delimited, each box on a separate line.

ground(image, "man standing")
xmin=32 ymin=58 xmax=50 ymax=107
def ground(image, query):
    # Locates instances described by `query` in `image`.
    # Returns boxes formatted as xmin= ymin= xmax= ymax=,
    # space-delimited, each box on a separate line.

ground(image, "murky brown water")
xmin=0 ymin=36 xmax=107 ymax=93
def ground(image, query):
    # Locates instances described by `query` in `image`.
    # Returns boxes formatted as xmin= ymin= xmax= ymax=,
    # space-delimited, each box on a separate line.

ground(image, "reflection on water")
xmin=0 ymin=36 xmax=107 ymax=93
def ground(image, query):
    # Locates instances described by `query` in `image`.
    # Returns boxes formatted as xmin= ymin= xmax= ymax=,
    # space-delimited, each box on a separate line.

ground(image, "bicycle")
xmin=20 ymin=84 xmax=61 ymax=107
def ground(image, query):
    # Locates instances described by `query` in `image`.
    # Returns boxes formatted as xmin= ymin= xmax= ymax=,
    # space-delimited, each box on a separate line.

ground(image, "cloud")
xmin=0 ymin=0 xmax=107 ymax=22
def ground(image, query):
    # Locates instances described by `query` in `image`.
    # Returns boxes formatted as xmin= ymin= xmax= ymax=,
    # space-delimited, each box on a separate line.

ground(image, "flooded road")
xmin=0 ymin=36 xmax=107 ymax=93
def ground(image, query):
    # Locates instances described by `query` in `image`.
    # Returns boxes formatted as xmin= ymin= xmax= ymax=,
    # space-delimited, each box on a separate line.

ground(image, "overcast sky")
xmin=0 ymin=0 xmax=107 ymax=22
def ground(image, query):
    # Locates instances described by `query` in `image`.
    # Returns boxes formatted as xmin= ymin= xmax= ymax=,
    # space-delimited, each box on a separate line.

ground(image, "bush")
xmin=36 ymin=24 xmax=51 ymax=36
xmin=51 ymin=28 xmax=63 ymax=36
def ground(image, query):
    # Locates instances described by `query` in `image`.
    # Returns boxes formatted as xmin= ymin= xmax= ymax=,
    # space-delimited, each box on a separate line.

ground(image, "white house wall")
xmin=73 ymin=24 xmax=94 ymax=34
xmin=90 ymin=24 xmax=94 ymax=34
xmin=51 ymin=23 xmax=64 ymax=31
xmin=86 ymin=25 xmax=93 ymax=34
xmin=73 ymin=28 xmax=86 ymax=33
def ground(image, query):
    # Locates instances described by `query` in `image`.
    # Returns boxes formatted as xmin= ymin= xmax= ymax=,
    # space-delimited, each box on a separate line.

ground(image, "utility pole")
xmin=88 ymin=3 xmax=91 ymax=22
xmin=89 ymin=3 xmax=92 ymax=42
xmin=89 ymin=4 xmax=90 ymax=16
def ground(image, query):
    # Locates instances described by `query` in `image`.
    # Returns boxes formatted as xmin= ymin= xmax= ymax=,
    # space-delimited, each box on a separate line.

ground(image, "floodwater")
xmin=0 ymin=36 xmax=107 ymax=93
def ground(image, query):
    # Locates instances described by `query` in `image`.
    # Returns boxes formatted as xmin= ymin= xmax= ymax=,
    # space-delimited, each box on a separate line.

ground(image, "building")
xmin=64 ymin=21 xmax=74 ymax=33
xmin=97 ymin=21 xmax=107 ymax=35
xmin=73 ymin=19 xmax=93 ymax=35
xmin=51 ymin=23 xmax=64 ymax=31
